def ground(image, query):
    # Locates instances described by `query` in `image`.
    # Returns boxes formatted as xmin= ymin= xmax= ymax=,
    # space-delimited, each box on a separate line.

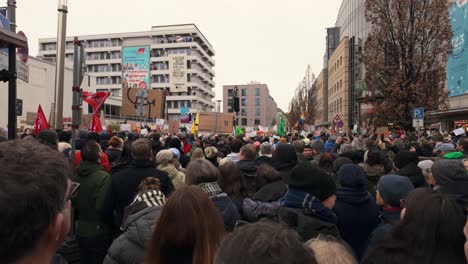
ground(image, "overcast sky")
xmin=17 ymin=0 xmax=342 ymax=111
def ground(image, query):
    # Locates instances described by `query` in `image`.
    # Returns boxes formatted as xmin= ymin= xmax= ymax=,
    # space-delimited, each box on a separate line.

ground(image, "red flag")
xmin=82 ymin=91 xmax=110 ymax=114
xmin=34 ymin=104 xmax=49 ymax=135
xmin=90 ymin=113 xmax=103 ymax=133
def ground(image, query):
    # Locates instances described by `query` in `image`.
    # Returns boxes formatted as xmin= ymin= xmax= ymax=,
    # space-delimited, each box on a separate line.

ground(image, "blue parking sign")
xmin=413 ymin=108 xmax=424 ymax=119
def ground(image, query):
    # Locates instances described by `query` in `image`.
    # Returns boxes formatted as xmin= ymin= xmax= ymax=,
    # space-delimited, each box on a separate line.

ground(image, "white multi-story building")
xmin=37 ymin=24 xmax=216 ymax=122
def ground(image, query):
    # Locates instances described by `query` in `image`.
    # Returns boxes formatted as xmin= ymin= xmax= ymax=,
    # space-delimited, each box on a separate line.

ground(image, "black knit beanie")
xmin=288 ymin=163 xmax=336 ymax=201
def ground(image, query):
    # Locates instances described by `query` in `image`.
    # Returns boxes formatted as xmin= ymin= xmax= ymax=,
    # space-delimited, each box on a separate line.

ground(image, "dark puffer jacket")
xmin=237 ymin=160 xmax=258 ymax=197
xmin=396 ymin=163 xmax=425 ymax=188
xmin=104 ymin=206 xmax=162 ymax=264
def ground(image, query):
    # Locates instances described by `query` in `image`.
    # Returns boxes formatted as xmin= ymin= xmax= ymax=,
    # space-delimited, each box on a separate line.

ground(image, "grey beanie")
xmin=431 ymin=159 xmax=468 ymax=185
xmin=377 ymin=175 xmax=415 ymax=207
xmin=311 ymin=139 xmax=325 ymax=153
xmin=260 ymin=142 xmax=272 ymax=155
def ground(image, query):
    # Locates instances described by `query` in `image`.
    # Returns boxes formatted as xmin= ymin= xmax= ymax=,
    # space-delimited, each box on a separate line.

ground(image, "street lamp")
xmin=53 ymin=0 xmax=68 ymax=129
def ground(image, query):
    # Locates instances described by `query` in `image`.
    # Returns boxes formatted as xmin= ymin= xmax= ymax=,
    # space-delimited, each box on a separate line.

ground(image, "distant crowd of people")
xmin=1 ymin=127 xmax=468 ymax=264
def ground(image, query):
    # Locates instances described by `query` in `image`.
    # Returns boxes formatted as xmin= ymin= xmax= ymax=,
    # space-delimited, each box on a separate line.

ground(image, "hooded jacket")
xmin=237 ymin=160 xmax=258 ymax=197
xmin=157 ymin=164 xmax=186 ymax=190
xmin=334 ymin=164 xmax=380 ymax=260
xmin=104 ymin=205 xmax=163 ymax=264
xmin=359 ymin=163 xmax=385 ymax=192
xmin=271 ymin=144 xmax=298 ymax=183
xmin=74 ymin=161 xmax=111 ymax=237
xmin=365 ymin=207 xmax=402 ymax=255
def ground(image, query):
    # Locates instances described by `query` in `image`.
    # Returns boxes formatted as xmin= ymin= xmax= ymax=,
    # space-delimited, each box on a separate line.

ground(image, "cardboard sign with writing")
xmin=169 ymin=121 xmax=180 ymax=134
xmin=376 ymin=127 xmax=390 ymax=138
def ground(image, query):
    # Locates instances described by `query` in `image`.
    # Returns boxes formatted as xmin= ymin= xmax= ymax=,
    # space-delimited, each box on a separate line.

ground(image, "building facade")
xmin=327 ymin=37 xmax=350 ymax=129
xmin=0 ymin=56 xmax=99 ymax=129
xmin=314 ymin=70 xmax=327 ymax=125
xmin=37 ymin=24 xmax=215 ymax=122
xmin=222 ymin=84 xmax=278 ymax=127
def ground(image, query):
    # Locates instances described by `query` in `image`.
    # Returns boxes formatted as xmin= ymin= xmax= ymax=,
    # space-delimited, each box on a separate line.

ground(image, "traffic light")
xmin=233 ymin=97 xmax=240 ymax=113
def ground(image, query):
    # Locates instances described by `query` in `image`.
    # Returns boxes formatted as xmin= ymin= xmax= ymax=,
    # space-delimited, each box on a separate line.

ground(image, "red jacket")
xmin=74 ymin=151 xmax=111 ymax=173
xmin=182 ymin=139 xmax=192 ymax=155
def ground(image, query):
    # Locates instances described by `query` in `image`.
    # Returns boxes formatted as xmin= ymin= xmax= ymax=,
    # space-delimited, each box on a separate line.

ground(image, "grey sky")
xmin=17 ymin=0 xmax=342 ymax=111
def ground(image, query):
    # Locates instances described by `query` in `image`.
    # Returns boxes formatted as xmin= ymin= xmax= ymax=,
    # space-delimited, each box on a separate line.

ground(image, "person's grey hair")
xmin=307 ymin=235 xmax=357 ymax=264
xmin=185 ymin=158 xmax=220 ymax=185
xmin=292 ymin=140 xmax=305 ymax=153
xmin=340 ymin=144 xmax=354 ymax=154
xmin=351 ymin=138 xmax=364 ymax=150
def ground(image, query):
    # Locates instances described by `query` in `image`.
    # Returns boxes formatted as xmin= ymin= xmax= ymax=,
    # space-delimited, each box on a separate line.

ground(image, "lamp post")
xmin=53 ymin=0 xmax=68 ymax=129
xmin=6 ymin=0 xmax=16 ymax=139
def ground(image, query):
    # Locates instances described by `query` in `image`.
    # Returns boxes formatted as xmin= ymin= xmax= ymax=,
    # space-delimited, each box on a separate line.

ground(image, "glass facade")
xmin=335 ymin=0 xmax=371 ymax=44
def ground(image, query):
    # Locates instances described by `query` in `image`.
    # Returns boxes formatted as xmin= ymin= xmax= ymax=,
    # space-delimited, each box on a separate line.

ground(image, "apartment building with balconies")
xmin=37 ymin=24 xmax=215 ymax=121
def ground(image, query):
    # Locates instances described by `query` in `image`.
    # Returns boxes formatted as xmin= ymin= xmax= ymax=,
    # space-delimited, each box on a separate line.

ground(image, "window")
xmin=255 ymin=108 xmax=260 ymax=116
xmin=255 ymin=97 xmax=260 ymax=106
xmin=228 ymin=89 xmax=234 ymax=97
xmin=187 ymin=101 xmax=191 ymax=108
xmin=174 ymin=101 xmax=178 ymax=108
xmin=255 ymin=119 xmax=261 ymax=125
xmin=241 ymin=98 xmax=247 ymax=106
xmin=241 ymin=118 xmax=247 ymax=126
xmin=255 ymin=88 xmax=260 ymax=96
xmin=228 ymin=98 xmax=233 ymax=107
xmin=340 ymin=98 xmax=343 ymax=113
xmin=241 ymin=108 xmax=247 ymax=116
xmin=241 ymin=89 xmax=247 ymax=96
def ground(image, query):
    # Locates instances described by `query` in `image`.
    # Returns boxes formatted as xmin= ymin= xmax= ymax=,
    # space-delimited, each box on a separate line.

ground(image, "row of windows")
xmin=96 ymin=76 xmax=122 ymax=85
xmin=237 ymin=118 xmax=261 ymax=126
xmin=330 ymin=80 xmax=343 ymax=95
xmin=227 ymin=87 xmax=261 ymax=97
xmin=330 ymin=56 xmax=344 ymax=75
xmin=329 ymin=98 xmax=343 ymax=116
xmin=167 ymin=101 xmax=192 ymax=108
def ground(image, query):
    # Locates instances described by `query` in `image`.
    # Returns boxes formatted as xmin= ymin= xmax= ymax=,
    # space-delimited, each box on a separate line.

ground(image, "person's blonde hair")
xmin=307 ymin=235 xmax=357 ymax=264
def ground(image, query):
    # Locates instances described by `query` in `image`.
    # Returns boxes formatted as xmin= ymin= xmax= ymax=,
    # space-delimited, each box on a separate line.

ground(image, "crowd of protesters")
xmin=1 ymin=126 xmax=468 ymax=264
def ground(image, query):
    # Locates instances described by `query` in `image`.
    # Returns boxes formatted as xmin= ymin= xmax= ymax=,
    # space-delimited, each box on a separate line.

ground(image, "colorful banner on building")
xmin=169 ymin=54 xmax=188 ymax=93
xmin=447 ymin=1 xmax=468 ymax=97
xmin=180 ymin=106 xmax=190 ymax=123
xmin=122 ymin=46 xmax=150 ymax=90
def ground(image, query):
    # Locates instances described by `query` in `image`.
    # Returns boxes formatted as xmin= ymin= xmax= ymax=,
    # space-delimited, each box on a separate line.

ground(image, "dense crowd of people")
xmin=1 ymin=127 xmax=468 ymax=263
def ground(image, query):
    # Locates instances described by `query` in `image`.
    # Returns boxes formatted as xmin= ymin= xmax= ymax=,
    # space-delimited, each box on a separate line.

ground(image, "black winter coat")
xmin=104 ymin=206 xmax=162 ymax=264
xmin=105 ymin=148 xmax=122 ymax=164
xmin=396 ymin=163 xmax=425 ymax=188
xmin=252 ymin=180 xmax=287 ymax=202
xmin=211 ymin=193 xmax=240 ymax=231
xmin=269 ymin=207 xmax=341 ymax=241
xmin=334 ymin=188 xmax=380 ymax=260
xmin=101 ymin=160 xmax=175 ymax=227
xmin=237 ymin=160 xmax=258 ymax=198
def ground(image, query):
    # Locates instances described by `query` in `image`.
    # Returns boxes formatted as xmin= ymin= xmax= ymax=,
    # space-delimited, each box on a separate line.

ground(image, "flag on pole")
xmin=191 ymin=113 xmax=200 ymax=134
xmin=235 ymin=126 xmax=243 ymax=135
xmin=82 ymin=91 xmax=110 ymax=114
xmin=90 ymin=112 xmax=103 ymax=133
xmin=277 ymin=115 xmax=285 ymax=136
xmin=34 ymin=104 xmax=49 ymax=135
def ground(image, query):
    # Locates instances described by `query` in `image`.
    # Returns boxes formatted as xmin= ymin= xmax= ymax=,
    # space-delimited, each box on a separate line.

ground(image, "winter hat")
xmin=260 ymin=142 xmax=272 ymax=156
xmin=169 ymin=137 xmax=182 ymax=150
xmin=393 ymin=150 xmax=419 ymax=169
xmin=156 ymin=149 xmax=173 ymax=165
xmin=169 ymin=148 xmax=180 ymax=160
xmin=280 ymin=137 xmax=287 ymax=143
xmin=417 ymin=160 xmax=434 ymax=178
xmin=288 ymin=163 xmax=336 ymax=201
xmin=431 ymin=159 xmax=468 ymax=185
xmin=377 ymin=175 xmax=414 ymax=207
xmin=333 ymin=157 xmax=354 ymax=173
xmin=336 ymin=164 xmax=367 ymax=189
xmin=436 ymin=143 xmax=455 ymax=152
xmin=78 ymin=129 xmax=89 ymax=140
xmin=204 ymin=146 xmax=218 ymax=159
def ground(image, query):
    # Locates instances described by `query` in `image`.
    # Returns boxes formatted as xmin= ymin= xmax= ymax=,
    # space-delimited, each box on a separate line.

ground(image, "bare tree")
xmin=287 ymin=65 xmax=317 ymax=128
xmin=364 ymin=0 xmax=452 ymax=129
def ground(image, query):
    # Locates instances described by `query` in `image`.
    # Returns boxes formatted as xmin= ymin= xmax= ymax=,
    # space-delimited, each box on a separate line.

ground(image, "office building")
xmin=314 ymin=70 xmax=327 ymax=126
xmin=223 ymin=84 xmax=278 ymax=127
xmin=37 ymin=24 xmax=216 ymax=122
xmin=328 ymin=37 xmax=350 ymax=128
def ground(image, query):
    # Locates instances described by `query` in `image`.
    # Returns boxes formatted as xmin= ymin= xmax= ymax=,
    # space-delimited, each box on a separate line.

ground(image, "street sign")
xmin=15 ymin=99 xmax=22 ymax=116
xmin=412 ymin=108 xmax=424 ymax=119
xmin=413 ymin=118 xmax=424 ymax=129
xmin=17 ymin=31 xmax=28 ymax=63
xmin=333 ymin=114 xmax=344 ymax=128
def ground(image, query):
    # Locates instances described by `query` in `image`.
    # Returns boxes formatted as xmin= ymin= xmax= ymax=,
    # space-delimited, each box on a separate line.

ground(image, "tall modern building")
xmin=223 ymin=84 xmax=278 ymax=127
xmin=37 ymin=24 xmax=216 ymax=122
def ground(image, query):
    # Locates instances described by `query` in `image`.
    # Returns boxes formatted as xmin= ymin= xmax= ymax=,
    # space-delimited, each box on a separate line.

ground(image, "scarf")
xmin=131 ymin=189 xmax=166 ymax=207
xmin=198 ymin=182 xmax=223 ymax=197
xmin=280 ymin=189 xmax=338 ymax=224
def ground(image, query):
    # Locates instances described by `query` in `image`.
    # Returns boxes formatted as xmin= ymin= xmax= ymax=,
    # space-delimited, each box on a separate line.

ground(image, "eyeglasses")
xmin=67 ymin=182 xmax=80 ymax=201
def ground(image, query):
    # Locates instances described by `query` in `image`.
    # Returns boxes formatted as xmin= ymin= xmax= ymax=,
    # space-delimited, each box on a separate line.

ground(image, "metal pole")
xmin=7 ymin=0 xmax=16 ymax=140
xmin=54 ymin=0 xmax=68 ymax=129
xmin=71 ymin=37 xmax=81 ymax=167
